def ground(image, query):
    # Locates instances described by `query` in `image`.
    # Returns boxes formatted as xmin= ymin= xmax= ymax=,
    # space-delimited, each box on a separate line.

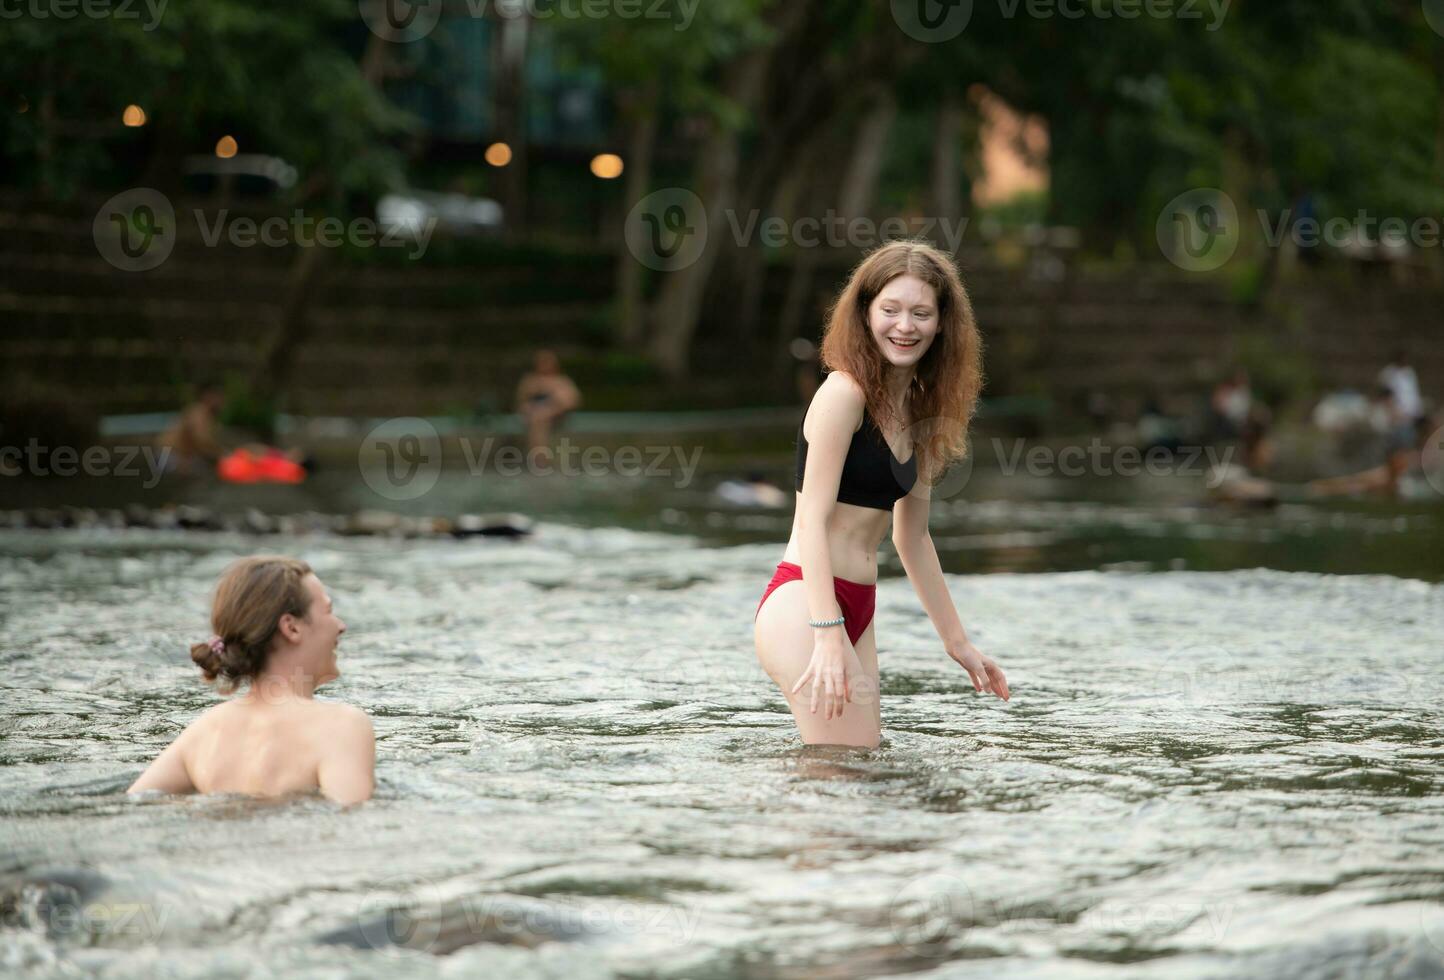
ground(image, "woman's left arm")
xmin=893 ymin=485 xmax=1010 ymax=701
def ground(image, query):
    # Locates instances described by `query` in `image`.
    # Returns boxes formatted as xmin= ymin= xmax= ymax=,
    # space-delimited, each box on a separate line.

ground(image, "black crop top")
xmin=795 ymin=407 xmax=918 ymax=510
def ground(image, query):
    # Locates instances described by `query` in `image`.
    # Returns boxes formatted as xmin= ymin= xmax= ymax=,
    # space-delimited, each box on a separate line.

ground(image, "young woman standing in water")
xmin=754 ymin=240 xmax=1010 ymax=747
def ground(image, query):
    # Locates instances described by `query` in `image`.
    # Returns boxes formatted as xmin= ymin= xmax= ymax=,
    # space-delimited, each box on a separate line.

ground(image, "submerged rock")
xmin=318 ymin=892 xmax=590 ymax=955
xmin=449 ymin=513 xmax=534 ymax=538
xmin=0 ymin=869 xmax=111 ymax=940
xmin=7 ymin=505 xmax=533 ymax=541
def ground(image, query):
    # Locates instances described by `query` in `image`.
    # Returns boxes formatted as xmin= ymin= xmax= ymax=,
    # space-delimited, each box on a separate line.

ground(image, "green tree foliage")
xmin=2 ymin=0 xmax=409 ymax=201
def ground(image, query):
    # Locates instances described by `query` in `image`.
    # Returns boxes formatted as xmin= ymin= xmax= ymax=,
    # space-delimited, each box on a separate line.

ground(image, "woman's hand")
xmin=948 ymin=639 xmax=1010 ymax=701
xmin=791 ymin=629 xmax=863 ymax=720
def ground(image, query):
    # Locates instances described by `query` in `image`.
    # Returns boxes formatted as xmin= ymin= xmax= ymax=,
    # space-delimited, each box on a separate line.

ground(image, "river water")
xmin=3 ymin=474 xmax=1444 ymax=978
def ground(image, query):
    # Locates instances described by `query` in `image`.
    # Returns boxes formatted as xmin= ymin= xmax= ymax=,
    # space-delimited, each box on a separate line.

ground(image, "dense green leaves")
xmin=2 ymin=0 xmax=1439 ymax=244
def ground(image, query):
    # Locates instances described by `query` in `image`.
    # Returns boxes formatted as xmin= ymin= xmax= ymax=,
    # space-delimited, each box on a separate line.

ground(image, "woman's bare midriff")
xmin=780 ymin=500 xmax=893 ymax=584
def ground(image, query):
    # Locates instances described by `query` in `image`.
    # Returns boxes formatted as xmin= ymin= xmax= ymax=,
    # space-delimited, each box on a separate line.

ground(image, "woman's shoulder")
xmin=810 ymin=371 xmax=867 ymax=417
xmin=820 ymin=370 xmax=865 ymax=400
xmin=312 ymin=700 xmax=374 ymax=733
xmin=803 ymin=372 xmax=867 ymax=439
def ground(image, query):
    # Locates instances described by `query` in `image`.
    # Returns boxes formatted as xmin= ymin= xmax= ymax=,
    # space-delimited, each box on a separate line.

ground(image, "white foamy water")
xmin=2 ymin=525 xmax=1443 ymax=978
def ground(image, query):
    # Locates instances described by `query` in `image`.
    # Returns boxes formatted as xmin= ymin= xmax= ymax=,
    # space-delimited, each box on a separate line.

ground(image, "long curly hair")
xmin=818 ymin=239 xmax=984 ymax=484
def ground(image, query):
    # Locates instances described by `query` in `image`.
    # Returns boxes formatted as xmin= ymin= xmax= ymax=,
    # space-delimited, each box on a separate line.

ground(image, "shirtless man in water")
xmin=155 ymin=382 xmax=226 ymax=476
xmin=128 ymin=556 xmax=374 ymax=805
xmin=514 ymin=349 xmax=582 ymax=463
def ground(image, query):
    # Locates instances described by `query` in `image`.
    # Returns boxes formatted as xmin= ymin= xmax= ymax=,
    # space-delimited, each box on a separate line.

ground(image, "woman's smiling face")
xmin=867 ymin=274 xmax=939 ymax=370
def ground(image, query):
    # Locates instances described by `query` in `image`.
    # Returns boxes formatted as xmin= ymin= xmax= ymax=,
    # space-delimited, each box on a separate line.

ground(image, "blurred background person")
xmin=1209 ymin=368 xmax=1252 ymax=441
xmin=1209 ymin=404 xmax=1280 ymax=507
xmin=156 ymin=381 xmax=227 ymax=477
xmin=789 ymin=338 xmax=823 ymax=405
xmin=1379 ymin=348 xmax=1425 ymax=426
xmin=1138 ymin=392 xmax=1184 ymax=455
xmin=1309 ymin=413 xmax=1441 ymax=501
xmin=714 ymin=470 xmax=788 ymax=509
xmin=515 ymin=349 xmax=581 ymax=464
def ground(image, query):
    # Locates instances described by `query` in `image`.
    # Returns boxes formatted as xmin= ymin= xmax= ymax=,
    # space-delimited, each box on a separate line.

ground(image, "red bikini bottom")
xmin=755 ymin=561 xmax=876 ymax=647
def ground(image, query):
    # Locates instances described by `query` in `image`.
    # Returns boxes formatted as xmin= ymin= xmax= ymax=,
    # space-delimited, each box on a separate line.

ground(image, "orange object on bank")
xmin=217 ymin=448 xmax=306 ymax=484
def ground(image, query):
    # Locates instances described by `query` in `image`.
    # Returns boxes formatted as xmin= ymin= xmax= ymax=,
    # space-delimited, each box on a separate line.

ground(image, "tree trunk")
xmin=930 ymin=86 xmax=963 ymax=256
xmin=644 ymin=34 xmax=779 ymax=380
xmin=644 ymin=0 xmax=908 ymax=379
xmin=245 ymin=30 xmax=392 ymax=431
xmin=615 ymin=78 xmax=660 ymax=348
xmin=772 ymin=91 xmax=895 ymax=386
xmin=494 ymin=13 xmax=531 ymax=236
xmin=729 ymin=80 xmax=891 ymax=355
xmin=644 ymin=118 xmax=748 ymax=380
xmin=36 ymin=56 xmax=56 ymax=198
xmin=839 ymin=88 xmax=897 ymax=221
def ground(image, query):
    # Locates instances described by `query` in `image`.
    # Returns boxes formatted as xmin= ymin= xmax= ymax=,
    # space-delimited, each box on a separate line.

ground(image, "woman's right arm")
xmin=790 ymin=373 xmax=866 ymax=720
xmin=127 ymin=725 xmax=197 ymax=795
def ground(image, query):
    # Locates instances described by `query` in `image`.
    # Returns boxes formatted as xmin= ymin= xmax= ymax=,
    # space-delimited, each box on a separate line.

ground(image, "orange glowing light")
xmin=485 ymin=142 xmax=513 ymax=167
xmin=590 ymin=154 xmax=624 ymax=179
